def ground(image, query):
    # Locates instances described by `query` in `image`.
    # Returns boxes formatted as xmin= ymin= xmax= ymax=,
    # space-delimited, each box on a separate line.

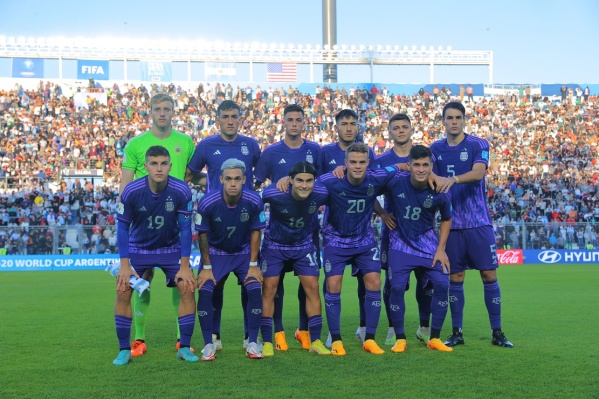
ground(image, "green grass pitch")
xmin=1 ymin=264 xmax=597 ymax=399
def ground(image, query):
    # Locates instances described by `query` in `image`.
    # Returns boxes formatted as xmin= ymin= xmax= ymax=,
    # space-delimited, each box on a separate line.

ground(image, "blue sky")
xmin=1 ymin=0 xmax=597 ymax=84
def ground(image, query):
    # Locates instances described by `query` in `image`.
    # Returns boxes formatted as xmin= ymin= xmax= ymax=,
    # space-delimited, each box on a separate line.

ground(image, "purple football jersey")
xmin=430 ymin=133 xmax=492 ymax=229
xmin=386 ymin=173 xmax=452 ymax=258
xmin=319 ymin=166 xmax=398 ymax=248
xmin=262 ymin=183 xmax=329 ymax=250
xmin=195 ymin=189 xmax=266 ymax=255
xmin=254 ymin=139 xmax=322 ymax=184
xmin=118 ymin=176 xmax=193 ymax=265
xmin=187 ymin=134 xmax=260 ymax=192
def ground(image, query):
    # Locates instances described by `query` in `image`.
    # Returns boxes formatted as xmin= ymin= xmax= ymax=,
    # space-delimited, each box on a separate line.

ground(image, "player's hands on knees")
xmin=332 ymin=165 xmax=346 ymax=179
xmin=433 ymin=249 xmax=450 ymax=274
xmin=380 ymin=211 xmax=397 ymax=230
xmin=276 ymin=176 xmax=291 ymax=192
xmin=197 ymin=269 xmax=216 ymax=290
xmin=176 ymin=268 xmax=196 ymax=293
xmin=245 ymin=265 xmax=263 ymax=284
xmin=116 ymin=267 xmax=138 ymax=292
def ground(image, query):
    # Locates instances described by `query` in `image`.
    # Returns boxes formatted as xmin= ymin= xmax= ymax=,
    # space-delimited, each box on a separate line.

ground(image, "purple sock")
xmin=389 ymin=283 xmax=406 ymax=336
xmin=324 ymin=292 xmax=341 ymax=335
xmin=383 ymin=272 xmax=392 ymax=327
xmin=416 ymin=278 xmax=433 ymax=323
xmin=178 ymin=313 xmax=195 ymax=347
xmin=298 ymin=284 xmax=309 ymax=330
xmin=430 ymin=280 xmax=449 ymax=331
xmin=197 ymin=283 xmax=214 ymax=345
xmin=357 ymin=275 xmax=366 ymax=326
xmin=308 ymin=315 xmax=322 ymax=342
xmin=245 ymin=281 xmax=262 ymax=343
xmin=261 ymin=317 xmax=273 ymax=343
xmin=364 ymin=290 xmax=382 ymax=336
xmin=449 ymin=281 xmax=465 ymax=329
xmin=114 ymin=315 xmax=132 ymax=350
xmin=241 ymin=285 xmax=248 ymax=336
xmin=212 ymin=284 xmax=224 ymax=335
xmin=273 ymin=277 xmax=285 ymax=332
xmin=483 ymin=281 xmax=502 ymax=330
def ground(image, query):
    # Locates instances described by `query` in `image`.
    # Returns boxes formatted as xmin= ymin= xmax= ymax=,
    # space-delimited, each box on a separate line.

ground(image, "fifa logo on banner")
xmin=81 ymin=66 xmax=105 ymax=74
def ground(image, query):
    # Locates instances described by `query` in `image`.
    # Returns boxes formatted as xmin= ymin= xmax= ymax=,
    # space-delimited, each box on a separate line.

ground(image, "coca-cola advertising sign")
xmin=497 ymin=249 xmax=523 ymax=265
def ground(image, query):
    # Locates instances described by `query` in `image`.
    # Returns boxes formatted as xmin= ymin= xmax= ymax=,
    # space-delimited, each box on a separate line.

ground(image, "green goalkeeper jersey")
xmin=122 ymin=129 xmax=195 ymax=180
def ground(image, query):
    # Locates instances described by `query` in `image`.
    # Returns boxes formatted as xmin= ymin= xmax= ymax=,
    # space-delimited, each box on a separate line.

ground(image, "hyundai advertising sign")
xmin=524 ymin=250 xmax=599 ymax=264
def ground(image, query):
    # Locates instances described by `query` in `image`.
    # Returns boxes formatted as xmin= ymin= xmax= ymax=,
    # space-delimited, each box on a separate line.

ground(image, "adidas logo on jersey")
xmin=398 ymin=193 xmax=405 ymax=198
xmin=281 ymin=209 xmax=289 ymax=214
xmin=213 ymin=150 xmax=222 ymax=155
xmin=214 ymin=217 xmax=222 ymax=222
xmin=329 ymin=159 xmax=336 ymax=164
xmin=138 ymin=206 xmax=147 ymax=211
xmin=279 ymin=159 xmax=286 ymax=164
xmin=437 ymin=155 xmax=442 ymax=160
xmin=339 ymin=192 xmax=346 ymax=196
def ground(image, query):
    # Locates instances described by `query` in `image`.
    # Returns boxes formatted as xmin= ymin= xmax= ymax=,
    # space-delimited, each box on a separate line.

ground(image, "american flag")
xmin=266 ymin=62 xmax=297 ymax=82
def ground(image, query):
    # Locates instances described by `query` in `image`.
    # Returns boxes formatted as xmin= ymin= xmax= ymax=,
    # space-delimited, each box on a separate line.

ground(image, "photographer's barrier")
xmin=0 ymin=253 xmax=205 ymax=271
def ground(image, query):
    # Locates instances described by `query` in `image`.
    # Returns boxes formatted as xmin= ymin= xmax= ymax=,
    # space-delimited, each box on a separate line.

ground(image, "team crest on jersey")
xmin=367 ymin=184 xmax=375 ymax=197
xmin=460 ymin=149 xmax=468 ymax=161
xmin=423 ymin=194 xmax=434 ymax=209
xmin=241 ymin=143 xmax=249 ymax=156
xmin=117 ymin=202 xmax=124 ymax=215
xmin=240 ymin=208 xmax=249 ymax=222
xmin=306 ymin=150 xmax=314 ymax=164
xmin=261 ymin=260 xmax=268 ymax=273
xmin=324 ymin=259 xmax=332 ymax=273
xmin=165 ymin=196 xmax=174 ymax=212
xmin=175 ymin=145 xmax=181 ymax=154
xmin=308 ymin=201 xmax=317 ymax=214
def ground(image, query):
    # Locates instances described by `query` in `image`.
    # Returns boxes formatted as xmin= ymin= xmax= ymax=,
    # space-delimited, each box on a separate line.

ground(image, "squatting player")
xmin=118 ymin=93 xmax=195 ymax=357
xmin=319 ymin=143 xmax=399 ymax=355
xmin=377 ymin=113 xmax=434 ymax=345
xmin=385 ymin=145 xmax=453 ymax=353
xmin=195 ymin=158 xmax=266 ymax=361
xmin=113 ymin=146 xmax=197 ymax=365
xmin=430 ymin=101 xmax=513 ymax=348
xmin=186 ymin=100 xmax=261 ymax=351
xmin=260 ymin=161 xmax=330 ymax=356
xmin=253 ymin=103 xmax=322 ymax=351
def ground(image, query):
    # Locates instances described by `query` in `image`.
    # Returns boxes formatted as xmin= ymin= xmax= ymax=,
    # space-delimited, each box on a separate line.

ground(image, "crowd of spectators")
xmin=0 ymin=79 xmax=598 ymax=253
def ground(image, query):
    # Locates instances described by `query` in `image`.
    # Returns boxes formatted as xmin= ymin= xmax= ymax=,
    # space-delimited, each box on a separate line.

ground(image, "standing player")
xmin=253 ymin=104 xmax=321 ymax=351
xmin=430 ymin=102 xmax=514 ymax=348
xmin=195 ymin=159 xmax=265 ymax=361
xmin=377 ymin=114 xmax=434 ymax=345
xmin=118 ymin=93 xmax=195 ymax=357
xmin=385 ymin=145 xmax=453 ymax=353
xmin=319 ymin=143 xmax=399 ymax=355
xmin=320 ymin=109 xmax=382 ymax=345
xmin=186 ymin=100 xmax=261 ymax=350
xmin=113 ymin=146 xmax=197 ymax=365
xmin=260 ymin=161 xmax=330 ymax=356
